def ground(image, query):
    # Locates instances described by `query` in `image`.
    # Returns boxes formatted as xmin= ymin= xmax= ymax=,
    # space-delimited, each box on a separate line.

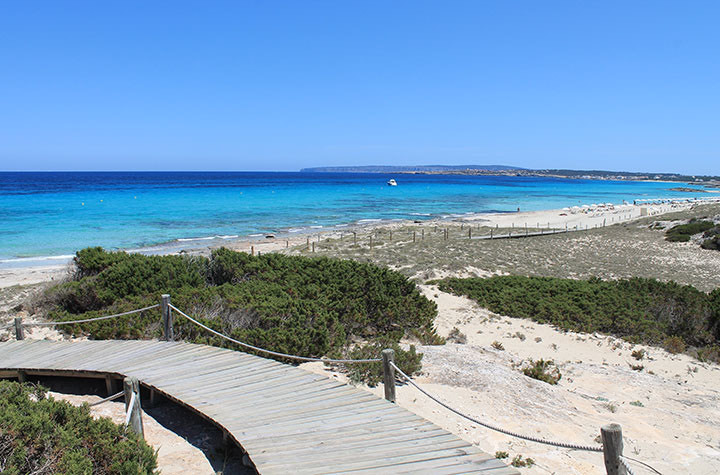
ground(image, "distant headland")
xmin=301 ymin=165 xmax=720 ymax=185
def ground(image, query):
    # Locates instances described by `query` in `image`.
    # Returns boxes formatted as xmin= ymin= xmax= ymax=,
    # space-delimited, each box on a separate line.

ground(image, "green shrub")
xmin=495 ymin=451 xmax=509 ymax=459
xmin=40 ymin=248 xmax=439 ymax=382
xmin=334 ymin=339 xmax=423 ymax=386
xmin=665 ymin=220 xmax=715 ymax=242
xmin=511 ymin=455 xmax=535 ymax=467
xmin=521 ymin=359 xmax=562 ymax=385
xmin=0 ymin=381 xmax=157 ymax=474
xmin=664 ymin=335 xmax=686 ymax=354
xmin=435 ymin=275 xmax=720 ymax=361
xmin=701 ymin=235 xmax=720 ymax=251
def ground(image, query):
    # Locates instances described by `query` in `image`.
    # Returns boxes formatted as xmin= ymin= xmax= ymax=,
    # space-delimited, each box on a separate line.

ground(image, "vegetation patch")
xmin=520 ymin=359 xmax=562 ymax=385
xmin=665 ymin=219 xmax=715 ymax=242
xmin=34 ymin=247 xmax=440 ymax=382
xmin=435 ymin=275 xmax=720 ymax=362
xmin=0 ymin=381 xmax=157 ymax=474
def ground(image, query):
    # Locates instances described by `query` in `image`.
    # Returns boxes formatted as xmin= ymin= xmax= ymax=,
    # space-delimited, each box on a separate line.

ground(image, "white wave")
xmin=0 ymin=254 xmax=75 ymax=264
xmin=176 ymin=236 xmax=215 ymax=242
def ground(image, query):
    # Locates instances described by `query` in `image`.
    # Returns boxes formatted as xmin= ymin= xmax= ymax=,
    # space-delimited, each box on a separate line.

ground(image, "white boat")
xmin=387 ymin=179 xmax=398 ymax=186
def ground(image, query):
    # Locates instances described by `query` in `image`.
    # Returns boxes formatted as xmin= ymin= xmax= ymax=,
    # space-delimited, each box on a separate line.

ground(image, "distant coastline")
xmin=301 ymin=165 xmax=720 ymax=185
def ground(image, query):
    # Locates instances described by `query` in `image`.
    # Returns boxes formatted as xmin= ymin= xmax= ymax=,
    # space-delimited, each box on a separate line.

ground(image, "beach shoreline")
xmin=2 ymin=197 xmax=717 ymax=289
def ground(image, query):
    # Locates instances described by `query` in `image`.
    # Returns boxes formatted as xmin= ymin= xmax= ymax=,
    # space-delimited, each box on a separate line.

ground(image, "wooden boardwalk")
xmin=0 ymin=339 xmax=518 ymax=474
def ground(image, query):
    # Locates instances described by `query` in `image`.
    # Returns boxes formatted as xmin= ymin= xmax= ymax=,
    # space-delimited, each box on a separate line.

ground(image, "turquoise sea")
xmin=0 ymin=172 xmax=704 ymax=266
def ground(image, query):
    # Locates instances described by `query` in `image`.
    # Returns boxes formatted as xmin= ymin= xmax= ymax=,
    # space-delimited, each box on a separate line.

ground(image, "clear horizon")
xmin=1 ymin=1 xmax=718 ymax=175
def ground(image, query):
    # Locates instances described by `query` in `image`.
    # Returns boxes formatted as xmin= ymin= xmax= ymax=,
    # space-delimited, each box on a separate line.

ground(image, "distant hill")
xmin=300 ymin=165 xmax=525 ymax=173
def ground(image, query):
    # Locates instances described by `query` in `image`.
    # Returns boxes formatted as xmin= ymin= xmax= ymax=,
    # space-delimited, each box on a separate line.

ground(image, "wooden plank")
xmin=242 ymin=421 xmax=440 ymax=452
xmin=258 ymin=439 xmax=477 ymax=472
xmin=236 ymin=412 xmax=425 ymax=444
xmin=250 ymin=432 xmax=459 ymax=465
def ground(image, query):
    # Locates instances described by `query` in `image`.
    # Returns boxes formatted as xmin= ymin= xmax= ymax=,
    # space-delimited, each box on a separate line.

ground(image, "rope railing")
xmin=28 ymin=304 xmax=160 ymax=326
xmin=89 ymin=390 xmax=125 ymax=407
xmin=169 ymin=304 xmax=382 ymax=364
xmin=620 ymin=456 xmax=637 ymax=475
xmin=390 ymin=361 xmax=603 ymax=452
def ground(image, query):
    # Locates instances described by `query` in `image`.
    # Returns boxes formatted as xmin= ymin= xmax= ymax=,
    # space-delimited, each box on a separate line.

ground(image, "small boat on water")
xmin=387 ymin=179 xmax=398 ymax=186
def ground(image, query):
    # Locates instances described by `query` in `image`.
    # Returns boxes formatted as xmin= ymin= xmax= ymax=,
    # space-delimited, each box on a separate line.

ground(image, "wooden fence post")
xmin=161 ymin=294 xmax=173 ymax=341
xmin=382 ymin=349 xmax=396 ymax=403
xmin=413 ymin=231 xmax=416 ymax=242
xmin=353 ymin=232 xmax=357 ymax=245
xmin=14 ymin=317 xmax=24 ymax=340
xmin=601 ymin=423 xmax=626 ymax=475
xmin=468 ymin=228 xmax=472 ymax=239
xmin=124 ymin=377 xmax=144 ymax=438
xmin=312 ymin=242 xmax=315 ymax=252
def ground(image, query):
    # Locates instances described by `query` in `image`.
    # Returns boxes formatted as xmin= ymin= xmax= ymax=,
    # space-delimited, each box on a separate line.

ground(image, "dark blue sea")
xmin=0 ymin=171 xmax=701 ymax=265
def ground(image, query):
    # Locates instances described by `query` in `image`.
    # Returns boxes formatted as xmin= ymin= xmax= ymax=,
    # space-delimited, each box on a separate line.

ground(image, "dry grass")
xmin=284 ymin=204 xmax=720 ymax=291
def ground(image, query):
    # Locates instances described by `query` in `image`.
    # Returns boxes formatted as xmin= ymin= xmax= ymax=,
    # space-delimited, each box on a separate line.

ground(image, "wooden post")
xmin=14 ymin=317 xmax=24 ymax=340
xmin=468 ymin=228 xmax=472 ymax=239
xmin=312 ymin=242 xmax=315 ymax=252
xmin=105 ymin=375 xmax=118 ymax=396
xmin=251 ymin=245 xmax=255 ymax=256
xmin=413 ymin=231 xmax=416 ymax=242
xmin=17 ymin=371 xmax=26 ymax=383
xmin=490 ymin=229 xmax=493 ymax=239
xmin=369 ymin=236 xmax=373 ymax=248
xmin=306 ymin=237 xmax=310 ymax=250
xmin=382 ymin=349 xmax=396 ymax=403
xmin=601 ymin=424 xmax=626 ymax=475
xmin=389 ymin=230 xmax=392 ymax=241
xmin=286 ymin=240 xmax=289 ymax=248
xmin=124 ymin=377 xmax=144 ymax=438
xmin=161 ymin=294 xmax=173 ymax=341
xmin=421 ymin=229 xmax=424 ymax=240
xmin=353 ymin=232 xmax=357 ymax=245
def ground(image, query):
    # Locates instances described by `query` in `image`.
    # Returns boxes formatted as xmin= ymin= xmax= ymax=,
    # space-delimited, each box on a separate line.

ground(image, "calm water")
xmin=0 ymin=172 xmax=701 ymax=264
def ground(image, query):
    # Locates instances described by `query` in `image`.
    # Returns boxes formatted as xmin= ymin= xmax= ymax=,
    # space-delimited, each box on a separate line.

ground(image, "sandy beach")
xmin=2 ymin=199 xmax=719 ymax=474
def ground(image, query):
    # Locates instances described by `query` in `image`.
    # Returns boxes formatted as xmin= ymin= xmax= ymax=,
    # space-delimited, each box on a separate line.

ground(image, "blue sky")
xmin=1 ymin=1 xmax=718 ymax=174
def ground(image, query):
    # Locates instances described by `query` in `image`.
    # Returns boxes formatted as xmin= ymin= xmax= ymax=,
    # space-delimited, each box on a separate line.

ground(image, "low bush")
xmin=435 ymin=275 xmax=720 ymax=362
xmin=701 ymin=235 xmax=720 ymax=251
xmin=521 ymin=359 xmax=562 ymax=385
xmin=334 ymin=338 xmax=423 ymax=386
xmin=663 ymin=335 xmax=686 ymax=354
xmin=37 ymin=248 xmax=440 ymax=382
xmin=0 ymin=381 xmax=157 ymax=474
xmin=665 ymin=220 xmax=715 ymax=242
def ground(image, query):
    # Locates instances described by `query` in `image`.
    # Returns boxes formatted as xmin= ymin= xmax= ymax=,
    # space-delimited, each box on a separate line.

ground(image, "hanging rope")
xmin=170 ymin=304 xmax=381 ymax=364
